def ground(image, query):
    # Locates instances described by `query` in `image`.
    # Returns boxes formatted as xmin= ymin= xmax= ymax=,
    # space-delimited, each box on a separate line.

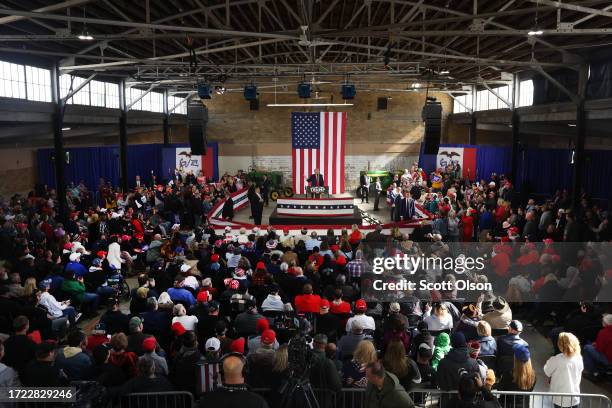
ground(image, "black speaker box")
xmin=249 ymin=99 xmax=259 ymax=111
xmin=422 ymin=102 xmax=442 ymax=154
xmin=188 ymin=100 xmax=208 ymax=155
xmin=377 ymin=97 xmax=388 ymax=110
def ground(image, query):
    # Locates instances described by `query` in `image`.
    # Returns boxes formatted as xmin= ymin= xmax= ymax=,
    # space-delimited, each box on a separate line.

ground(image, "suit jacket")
xmin=360 ymin=174 xmax=370 ymax=187
xmin=307 ymin=174 xmax=325 ymax=187
xmin=395 ymin=197 xmax=416 ymax=221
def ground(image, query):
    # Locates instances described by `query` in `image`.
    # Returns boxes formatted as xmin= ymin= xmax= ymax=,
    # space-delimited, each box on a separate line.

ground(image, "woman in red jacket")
xmin=461 ymin=208 xmax=475 ymax=242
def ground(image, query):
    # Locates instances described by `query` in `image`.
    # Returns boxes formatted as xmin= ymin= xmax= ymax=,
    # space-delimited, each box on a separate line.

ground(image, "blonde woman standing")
xmin=544 ymin=332 xmax=583 ymax=408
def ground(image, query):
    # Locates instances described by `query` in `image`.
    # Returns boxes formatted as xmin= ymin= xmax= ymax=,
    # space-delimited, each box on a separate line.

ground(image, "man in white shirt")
xmin=305 ymin=232 xmax=321 ymax=252
xmin=345 ymin=299 xmax=376 ymax=332
xmin=38 ymin=279 xmax=80 ymax=325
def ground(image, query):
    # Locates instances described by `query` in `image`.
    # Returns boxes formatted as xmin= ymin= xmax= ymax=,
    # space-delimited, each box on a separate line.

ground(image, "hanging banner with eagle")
xmin=161 ymin=144 xmax=219 ymax=182
xmin=436 ymin=147 xmax=477 ymax=180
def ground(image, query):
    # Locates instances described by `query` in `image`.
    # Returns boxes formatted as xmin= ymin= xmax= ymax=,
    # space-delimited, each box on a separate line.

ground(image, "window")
xmin=169 ymin=95 xmax=187 ymax=114
xmin=0 ymin=61 xmax=26 ymax=99
xmin=452 ymin=93 xmax=472 ymax=114
xmin=518 ymin=80 xmax=534 ymax=107
xmin=60 ymin=74 xmax=90 ymax=105
xmin=25 ymin=66 xmax=51 ymax=102
xmin=150 ymin=91 xmax=164 ymax=113
xmin=90 ymin=80 xmax=106 ymax=107
xmin=105 ymin=83 xmax=119 ymax=108
xmin=128 ymin=87 xmax=144 ymax=111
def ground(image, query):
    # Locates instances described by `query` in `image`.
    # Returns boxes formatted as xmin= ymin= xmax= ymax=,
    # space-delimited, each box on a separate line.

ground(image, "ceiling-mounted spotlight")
xmin=77 ymin=31 xmax=94 ymax=41
xmin=527 ymin=30 xmax=543 ymax=36
xmin=440 ymin=69 xmax=450 ymax=75
xmin=215 ymin=86 xmax=226 ymax=95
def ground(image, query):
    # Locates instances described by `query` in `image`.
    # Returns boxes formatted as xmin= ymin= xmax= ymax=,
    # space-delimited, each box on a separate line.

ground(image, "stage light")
xmin=412 ymin=83 xmax=421 ymax=88
xmin=528 ymin=30 xmax=543 ymax=36
xmin=568 ymin=123 xmax=577 ymax=127
xmin=341 ymin=84 xmax=356 ymax=100
xmin=243 ymin=85 xmax=258 ymax=101
xmin=440 ymin=70 xmax=450 ymax=75
xmin=297 ymin=83 xmax=311 ymax=98
xmin=197 ymin=84 xmax=212 ymax=99
xmin=77 ymin=31 xmax=94 ymax=41
xmin=215 ymin=86 xmax=226 ymax=95
xmin=61 ymin=127 xmax=71 ymax=131
xmin=266 ymin=103 xmax=354 ymax=107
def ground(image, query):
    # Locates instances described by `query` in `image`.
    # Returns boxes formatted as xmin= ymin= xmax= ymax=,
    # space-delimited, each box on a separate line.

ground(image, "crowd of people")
xmin=0 ymin=162 xmax=610 ymax=408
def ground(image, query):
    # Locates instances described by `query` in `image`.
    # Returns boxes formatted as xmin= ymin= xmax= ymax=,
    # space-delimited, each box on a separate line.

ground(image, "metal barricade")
xmin=251 ymin=388 xmax=612 ymax=408
xmin=113 ymin=391 xmax=195 ymax=408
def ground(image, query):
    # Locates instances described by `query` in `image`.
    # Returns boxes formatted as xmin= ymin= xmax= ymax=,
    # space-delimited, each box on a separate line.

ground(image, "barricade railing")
xmin=112 ymin=391 xmax=195 ymax=408
xmin=252 ymin=388 xmax=612 ymax=408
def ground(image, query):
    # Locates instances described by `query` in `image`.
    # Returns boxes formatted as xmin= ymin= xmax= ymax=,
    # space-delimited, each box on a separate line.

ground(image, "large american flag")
xmin=292 ymin=112 xmax=346 ymax=195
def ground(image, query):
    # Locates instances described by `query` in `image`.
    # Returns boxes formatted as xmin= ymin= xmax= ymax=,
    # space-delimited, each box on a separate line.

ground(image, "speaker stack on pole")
xmin=187 ymin=99 xmax=208 ymax=155
xmin=422 ymin=97 xmax=442 ymax=154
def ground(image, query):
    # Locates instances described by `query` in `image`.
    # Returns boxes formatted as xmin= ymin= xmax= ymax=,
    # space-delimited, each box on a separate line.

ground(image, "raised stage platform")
xmin=269 ymin=207 xmax=362 ymax=226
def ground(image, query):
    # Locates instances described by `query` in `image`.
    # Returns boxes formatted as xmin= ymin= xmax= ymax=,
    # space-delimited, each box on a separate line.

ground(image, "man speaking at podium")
xmin=306 ymin=168 xmax=325 ymax=198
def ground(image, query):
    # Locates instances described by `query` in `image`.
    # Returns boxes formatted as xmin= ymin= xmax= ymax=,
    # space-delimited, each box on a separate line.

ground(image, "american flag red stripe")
xmin=292 ymin=112 xmax=347 ymax=195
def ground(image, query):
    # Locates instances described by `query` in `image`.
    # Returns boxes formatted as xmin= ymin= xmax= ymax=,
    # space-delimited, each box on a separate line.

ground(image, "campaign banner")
xmin=436 ymin=147 xmax=477 ymax=180
xmin=161 ymin=144 xmax=218 ymax=182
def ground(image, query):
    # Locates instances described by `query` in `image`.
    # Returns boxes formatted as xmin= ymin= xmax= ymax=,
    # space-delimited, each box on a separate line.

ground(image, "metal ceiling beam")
xmin=126 ymin=83 xmax=160 ymax=111
xmin=533 ymin=65 xmax=581 ymax=104
xmin=61 ymin=73 xmax=96 ymax=103
xmin=526 ymin=0 xmax=612 ymax=19
xmin=443 ymin=92 xmax=473 ymax=113
xmin=168 ymin=92 xmax=195 ymax=113
xmin=323 ymin=29 xmax=612 ymax=37
xmin=573 ymin=4 xmax=612 ymax=25
xmin=480 ymin=80 xmax=512 ymax=108
xmin=58 ymin=38 xmax=286 ymax=70
xmin=0 ymin=8 xmax=299 ymax=40
xmin=0 ymin=0 xmax=92 ymax=25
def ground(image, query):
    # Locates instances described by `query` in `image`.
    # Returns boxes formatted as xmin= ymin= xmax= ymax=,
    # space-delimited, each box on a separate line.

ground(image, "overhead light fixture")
xmin=77 ymin=31 xmax=94 ymax=40
xmin=266 ymin=103 xmax=354 ymax=107
xmin=440 ymin=70 xmax=450 ymax=75
xmin=61 ymin=127 xmax=71 ymax=131
xmin=215 ymin=86 xmax=225 ymax=95
xmin=568 ymin=123 xmax=577 ymax=127
xmin=527 ymin=30 xmax=543 ymax=36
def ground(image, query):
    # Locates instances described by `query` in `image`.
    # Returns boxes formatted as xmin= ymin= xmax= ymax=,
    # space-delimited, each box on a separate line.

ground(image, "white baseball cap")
xmin=205 ymin=337 xmax=221 ymax=352
xmin=180 ymin=264 xmax=192 ymax=273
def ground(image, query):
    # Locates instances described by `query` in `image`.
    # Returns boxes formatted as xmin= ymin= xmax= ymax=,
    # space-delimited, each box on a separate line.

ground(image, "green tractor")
xmin=246 ymin=170 xmax=294 ymax=201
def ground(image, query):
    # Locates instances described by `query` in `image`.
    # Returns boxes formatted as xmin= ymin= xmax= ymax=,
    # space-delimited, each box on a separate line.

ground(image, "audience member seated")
xmin=383 ymin=338 xmax=422 ymax=390
xmin=436 ymin=332 xmax=481 ymax=391
xmin=583 ymin=313 xmax=612 ymax=378
xmin=21 ymin=342 xmax=69 ymax=387
xmin=54 ymin=330 xmax=93 ymax=380
xmin=108 ymin=357 xmax=175 ymax=397
xmin=342 ymin=340 xmax=377 ymax=388
xmin=363 ymin=360 xmax=415 ymax=408
xmin=482 ymin=296 xmax=512 ymax=330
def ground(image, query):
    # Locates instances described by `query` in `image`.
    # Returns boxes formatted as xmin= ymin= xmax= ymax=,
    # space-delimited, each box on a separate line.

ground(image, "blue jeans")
xmin=96 ymin=285 xmax=116 ymax=302
xmin=62 ymin=306 xmax=77 ymax=325
xmin=583 ymin=343 xmax=610 ymax=374
xmin=81 ymin=292 xmax=100 ymax=314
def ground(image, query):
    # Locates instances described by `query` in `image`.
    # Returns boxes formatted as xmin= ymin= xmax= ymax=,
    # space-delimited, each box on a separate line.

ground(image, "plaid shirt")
xmin=347 ymin=259 xmax=367 ymax=278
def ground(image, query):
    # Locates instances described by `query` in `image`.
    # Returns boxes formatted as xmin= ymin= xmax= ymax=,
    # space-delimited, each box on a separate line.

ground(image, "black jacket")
xmin=108 ymin=375 xmax=175 ymax=398
xmin=436 ymin=348 xmax=481 ymax=391
xmin=21 ymin=360 xmax=68 ymax=387
xmin=199 ymin=385 xmax=269 ymax=408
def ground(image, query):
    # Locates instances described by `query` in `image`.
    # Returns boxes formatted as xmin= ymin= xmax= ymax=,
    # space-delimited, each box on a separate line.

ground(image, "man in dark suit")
xmin=306 ymin=169 xmax=325 ymax=197
xmin=359 ymin=173 xmax=370 ymax=203
xmin=394 ymin=190 xmax=416 ymax=222
xmin=252 ymin=187 xmax=264 ymax=225
xmin=261 ymin=175 xmax=271 ymax=206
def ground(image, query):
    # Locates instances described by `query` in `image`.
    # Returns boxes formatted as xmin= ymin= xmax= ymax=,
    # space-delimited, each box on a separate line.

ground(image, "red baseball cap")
xmin=121 ymin=234 xmax=131 ymax=242
xmin=171 ymin=322 xmax=186 ymax=336
xmin=256 ymin=318 xmax=270 ymax=334
xmin=230 ymin=337 xmax=245 ymax=354
xmin=63 ymin=243 xmax=73 ymax=251
xmin=336 ymin=256 xmax=347 ymax=266
xmin=211 ymin=254 xmax=220 ymax=262
xmin=196 ymin=290 xmax=209 ymax=303
xmin=142 ymin=336 xmax=156 ymax=352
xmin=355 ymin=299 xmax=367 ymax=311
xmin=261 ymin=329 xmax=276 ymax=345
xmin=96 ymin=251 xmax=107 ymax=258
xmin=320 ymin=299 xmax=330 ymax=310
xmin=256 ymin=261 xmax=266 ymax=270
xmin=330 ymin=245 xmax=340 ymax=252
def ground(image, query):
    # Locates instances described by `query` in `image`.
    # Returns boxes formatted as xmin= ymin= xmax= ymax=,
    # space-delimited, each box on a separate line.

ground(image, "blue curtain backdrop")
xmin=38 ymin=143 xmax=218 ymax=191
xmin=419 ymin=144 xmax=612 ymax=201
